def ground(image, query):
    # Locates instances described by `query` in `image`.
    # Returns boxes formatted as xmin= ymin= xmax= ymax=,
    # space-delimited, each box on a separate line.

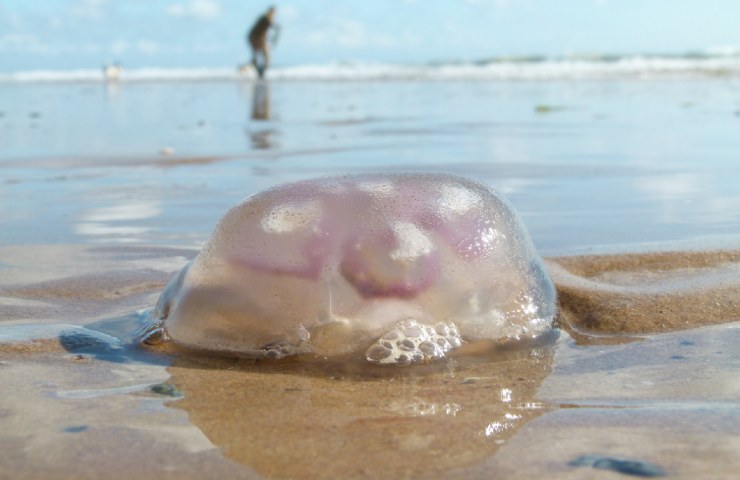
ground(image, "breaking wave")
xmin=3 ymin=51 xmax=740 ymax=83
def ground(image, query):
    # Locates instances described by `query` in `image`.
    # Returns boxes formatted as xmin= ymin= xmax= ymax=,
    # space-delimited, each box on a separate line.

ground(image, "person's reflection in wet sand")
xmin=166 ymin=340 xmax=557 ymax=479
xmin=104 ymin=81 xmax=120 ymax=100
xmin=247 ymin=81 xmax=278 ymax=150
xmin=251 ymin=81 xmax=270 ymax=120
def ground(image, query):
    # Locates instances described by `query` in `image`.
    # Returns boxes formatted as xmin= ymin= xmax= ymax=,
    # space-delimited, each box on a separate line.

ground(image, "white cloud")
xmin=110 ymin=39 xmax=129 ymax=55
xmin=0 ymin=8 xmax=25 ymax=30
xmin=137 ymin=40 xmax=162 ymax=55
xmin=0 ymin=33 xmax=49 ymax=53
xmin=0 ymin=33 xmax=103 ymax=55
xmin=108 ymin=39 xmax=168 ymax=56
xmin=464 ymin=0 xmax=517 ymax=7
xmin=48 ymin=15 xmax=64 ymax=30
xmin=193 ymin=42 xmax=223 ymax=53
xmin=305 ymin=17 xmax=399 ymax=49
xmin=70 ymin=0 xmax=110 ymax=21
xmin=166 ymin=0 xmax=222 ymax=20
xmin=278 ymin=5 xmax=300 ymax=20
xmin=78 ymin=42 xmax=101 ymax=54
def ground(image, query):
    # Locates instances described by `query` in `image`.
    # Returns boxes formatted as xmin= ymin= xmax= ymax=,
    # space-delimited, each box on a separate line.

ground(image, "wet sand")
xmin=551 ymin=249 xmax=740 ymax=336
xmin=1 ymin=244 xmax=739 ymax=479
xmin=2 ymin=78 xmax=740 ymax=478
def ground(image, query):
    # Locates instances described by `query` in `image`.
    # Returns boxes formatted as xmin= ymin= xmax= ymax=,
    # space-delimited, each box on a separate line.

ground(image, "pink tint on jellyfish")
xmin=340 ymin=222 xmax=441 ymax=298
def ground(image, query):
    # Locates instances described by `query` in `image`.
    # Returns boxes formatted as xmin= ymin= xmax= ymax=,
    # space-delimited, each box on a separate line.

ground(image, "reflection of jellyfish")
xmin=247 ymin=81 xmax=278 ymax=150
xmin=168 ymin=346 xmax=554 ymax=478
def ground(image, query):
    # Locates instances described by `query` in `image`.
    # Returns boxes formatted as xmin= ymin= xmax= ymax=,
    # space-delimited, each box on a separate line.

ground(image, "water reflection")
xmin=167 ymin=347 xmax=554 ymax=478
xmin=75 ymin=201 xmax=161 ymax=243
xmin=251 ymin=81 xmax=270 ymax=120
xmin=247 ymin=81 xmax=279 ymax=150
xmin=634 ymin=172 xmax=740 ymax=225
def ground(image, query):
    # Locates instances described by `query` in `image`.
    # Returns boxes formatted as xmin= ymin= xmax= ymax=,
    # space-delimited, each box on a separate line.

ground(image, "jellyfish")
xmin=143 ymin=174 xmax=557 ymax=365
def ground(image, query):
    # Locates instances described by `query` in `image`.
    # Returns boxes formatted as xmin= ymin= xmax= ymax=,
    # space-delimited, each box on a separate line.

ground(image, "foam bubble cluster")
xmin=365 ymin=319 xmax=462 ymax=365
xmin=144 ymin=174 xmax=557 ymax=365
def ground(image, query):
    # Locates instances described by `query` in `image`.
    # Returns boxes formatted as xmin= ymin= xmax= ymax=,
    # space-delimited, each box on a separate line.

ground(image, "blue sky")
xmin=1 ymin=0 xmax=740 ymax=71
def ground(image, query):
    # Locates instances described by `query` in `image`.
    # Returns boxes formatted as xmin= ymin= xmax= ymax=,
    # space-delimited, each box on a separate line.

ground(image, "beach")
xmin=1 ymin=72 xmax=740 ymax=479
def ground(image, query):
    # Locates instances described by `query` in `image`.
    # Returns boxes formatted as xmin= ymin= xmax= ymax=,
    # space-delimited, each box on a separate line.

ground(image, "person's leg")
xmin=254 ymin=46 xmax=268 ymax=78
xmin=263 ymin=44 xmax=271 ymax=70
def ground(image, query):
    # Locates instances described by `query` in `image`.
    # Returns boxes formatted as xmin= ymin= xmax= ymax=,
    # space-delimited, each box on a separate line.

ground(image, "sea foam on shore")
xmin=3 ymin=51 xmax=740 ymax=83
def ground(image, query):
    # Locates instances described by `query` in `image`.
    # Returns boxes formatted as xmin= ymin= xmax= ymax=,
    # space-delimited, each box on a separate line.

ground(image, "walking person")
xmin=247 ymin=6 xmax=279 ymax=78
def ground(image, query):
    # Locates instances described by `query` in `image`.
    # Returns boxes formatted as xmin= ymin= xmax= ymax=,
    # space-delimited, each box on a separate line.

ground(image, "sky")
xmin=1 ymin=0 xmax=740 ymax=71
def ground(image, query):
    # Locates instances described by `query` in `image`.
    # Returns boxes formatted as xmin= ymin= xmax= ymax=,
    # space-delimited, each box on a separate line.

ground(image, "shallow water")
xmin=1 ymin=78 xmax=740 ymax=478
xmin=2 ymin=79 xmax=740 ymax=252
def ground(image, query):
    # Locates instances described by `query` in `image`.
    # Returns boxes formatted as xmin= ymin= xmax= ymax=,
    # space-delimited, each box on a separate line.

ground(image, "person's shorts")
xmin=249 ymin=38 xmax=268 ymax=50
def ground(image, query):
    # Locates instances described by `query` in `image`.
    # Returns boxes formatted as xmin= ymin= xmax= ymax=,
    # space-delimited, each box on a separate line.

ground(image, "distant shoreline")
xmin=3 ymin=52 xmax=740 ymax=83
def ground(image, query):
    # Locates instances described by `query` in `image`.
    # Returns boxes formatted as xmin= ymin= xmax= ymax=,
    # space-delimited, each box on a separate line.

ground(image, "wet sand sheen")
xmin=162 ymin=250 xmax=740 ymax=479
xmin=551 ymin=249 xmax=740 ymax=337
xmin=1 ymin=246 xmax=740 ymax=478
xmin=3 ymin=76 xmax=740 ymax=479
xmin=167 ymin=353 xmax=553 ymax=480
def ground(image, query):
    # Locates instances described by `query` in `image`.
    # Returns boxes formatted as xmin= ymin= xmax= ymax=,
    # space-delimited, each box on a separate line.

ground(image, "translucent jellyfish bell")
xmin=144 ymin=174 xmax=557 ymax=365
